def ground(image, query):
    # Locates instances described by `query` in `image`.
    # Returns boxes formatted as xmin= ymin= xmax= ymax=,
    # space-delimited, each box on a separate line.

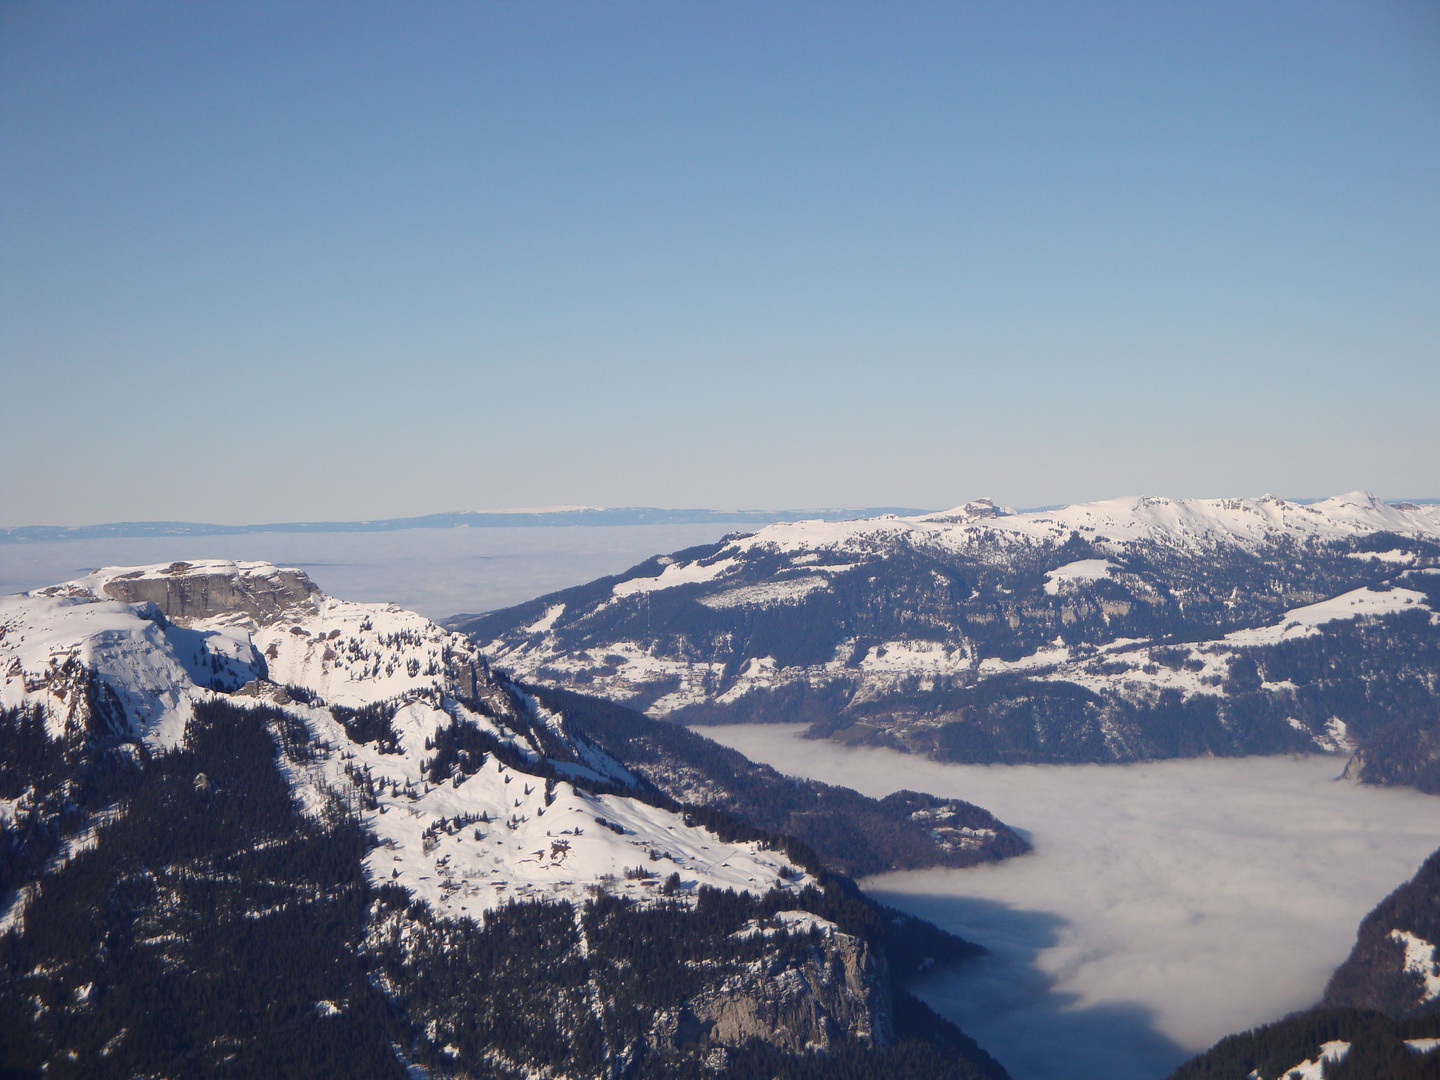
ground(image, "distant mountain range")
xmin=0 ymin=507 xmax=933 ymax=543
xmin=12 ymin=501 xmax=1436 ymax=543
xmin=456 ymin=492 xmax=1440 ymax=791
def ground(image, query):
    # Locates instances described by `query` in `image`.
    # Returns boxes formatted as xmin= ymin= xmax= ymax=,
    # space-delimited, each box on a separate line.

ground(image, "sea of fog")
xmin=701 ymin=723 xmax=1440 ymax=1080
xmin=0 ymin=524 xmax=732 ymax=620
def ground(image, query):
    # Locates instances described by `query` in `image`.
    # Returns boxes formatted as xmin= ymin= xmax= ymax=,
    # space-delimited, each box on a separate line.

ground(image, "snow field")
xmin=0 ymin=592 xmax=204 ymax=747
xmin=286 ymin=700 xmax=814 ymax=920
xmin=1388 ymin=930 xmax=1440 ymax=1004
xmin=1042 ymin=559 xmax=1115 ymax=594
xmin=1249 ymin=1040 xmax=1350 ymax=1080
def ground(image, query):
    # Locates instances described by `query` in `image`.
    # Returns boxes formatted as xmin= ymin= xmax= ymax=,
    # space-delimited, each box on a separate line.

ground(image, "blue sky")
xmin=2 ymin=1 xmax=1437 ymax=525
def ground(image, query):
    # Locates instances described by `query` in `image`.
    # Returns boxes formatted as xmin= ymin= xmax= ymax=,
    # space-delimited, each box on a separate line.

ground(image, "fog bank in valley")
xmin=702 ymin=724 xmax=1440 ymax=1080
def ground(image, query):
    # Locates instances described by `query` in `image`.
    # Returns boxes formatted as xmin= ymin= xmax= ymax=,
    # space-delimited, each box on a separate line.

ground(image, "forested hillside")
xmin=1167 ymin=1009 xmax=1440 ymax=1080
xmin=535 ymin=685 xmax=1028 ymax=878
xmin=1170 ymin=846 xmax=1440 ymax=1080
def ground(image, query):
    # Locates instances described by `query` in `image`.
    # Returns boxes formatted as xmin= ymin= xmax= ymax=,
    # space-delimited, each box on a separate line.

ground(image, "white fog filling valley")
xmin=700 ymin=724 xmax=1440 ymax=1080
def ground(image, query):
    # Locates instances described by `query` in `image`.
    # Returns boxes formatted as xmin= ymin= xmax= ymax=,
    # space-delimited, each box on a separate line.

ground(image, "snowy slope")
xmin=2 ymin=559 xmax=498 ymax=749
xmin=979 ymin=577 xmax=1436 ymax=707
xmin=0 ymin=585 xmax=262 ymax=748
xmin=0 ymin=561 xmax=813 ymax=923
xmin=552 ymin=492 xmax=1440 ymax=610
xmin=470 ymin=491 xmax=1440 ymax=708
xmin=283 ymin=693 xmax=813 ymax=918
xmin=459 ymin=492 xmax=1440 ymax=774
xmin=1246 ymin=1040 xmax=1350 ymax=1080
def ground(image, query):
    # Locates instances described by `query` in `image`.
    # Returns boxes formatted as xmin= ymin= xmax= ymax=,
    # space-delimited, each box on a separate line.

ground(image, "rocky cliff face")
xmin=96 ymin=560 xmax=320 ymax=621
xmin=663 ymin=913 xmax=894 ymax=1054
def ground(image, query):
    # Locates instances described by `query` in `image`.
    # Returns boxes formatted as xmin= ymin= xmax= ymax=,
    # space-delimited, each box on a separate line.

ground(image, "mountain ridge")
xmin=0 ymin=559 xmax=1017 ymax=1079
xmin=11 ymin=495 xmax=1437 ymax=545
xmin=456 ymin=492 xmax=1440 ymax=788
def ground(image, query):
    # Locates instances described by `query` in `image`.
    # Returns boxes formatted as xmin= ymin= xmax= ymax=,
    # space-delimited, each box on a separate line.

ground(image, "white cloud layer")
xmin=701 ymin=724 xmax=1440 ymax=1080
xmin=0 ymin=525 xmax=731 ymax=620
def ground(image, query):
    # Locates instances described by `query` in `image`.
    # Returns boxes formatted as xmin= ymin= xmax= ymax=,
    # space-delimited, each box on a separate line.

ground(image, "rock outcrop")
xmin=652 ymin=914 xmax=893 ymax=1054
xmin=97 ymin=561 xmax=320 ymax=623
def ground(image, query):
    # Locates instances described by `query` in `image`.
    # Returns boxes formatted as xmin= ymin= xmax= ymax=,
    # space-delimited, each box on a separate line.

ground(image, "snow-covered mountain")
xmin=0 ymin=560 xmax=1011 ymax=1080
xmin=456 ymin=493 xmax=1440 ymax=784
xmin=2 ymin=560 xmax=495 ymax=748
xmin=0 ymin=559 xmax=820 ymax=918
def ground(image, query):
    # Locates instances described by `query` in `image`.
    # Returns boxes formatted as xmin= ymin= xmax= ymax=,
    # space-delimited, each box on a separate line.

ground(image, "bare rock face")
xmin=100 ymin=562 xmax=321 ymax=623
xmin=652 ymin=918 xmax=893 ymax=1055
xmin=8 ymin=561 xmax=504 ymax=745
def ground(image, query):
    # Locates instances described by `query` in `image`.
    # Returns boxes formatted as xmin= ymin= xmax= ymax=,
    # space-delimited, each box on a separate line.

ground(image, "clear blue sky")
xmin=3 ymin=1 xmax=1437 ymax=525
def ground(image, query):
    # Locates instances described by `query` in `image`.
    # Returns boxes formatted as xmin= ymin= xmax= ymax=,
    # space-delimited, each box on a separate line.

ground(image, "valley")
xmin=702 ymin=723 xmax=1440 ymax=1080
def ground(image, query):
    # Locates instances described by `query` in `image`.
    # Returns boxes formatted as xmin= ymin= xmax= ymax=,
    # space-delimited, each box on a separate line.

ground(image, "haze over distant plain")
xmin=0 ymin=524 xmax=737 ymax=620
xmin=2 ymin=1 xmax=1438 ymax=526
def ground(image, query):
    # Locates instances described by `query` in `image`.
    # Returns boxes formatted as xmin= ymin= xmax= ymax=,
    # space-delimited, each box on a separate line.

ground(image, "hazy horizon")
xmin=4 ymin=489 xmax=1439 ymax=533
xmin=0 ymin=523 xmax=741 ymax=619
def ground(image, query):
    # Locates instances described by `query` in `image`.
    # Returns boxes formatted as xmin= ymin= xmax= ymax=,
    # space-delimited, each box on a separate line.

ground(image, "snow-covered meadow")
xmin=700 ymin=723 xmax=1440 ymax=1080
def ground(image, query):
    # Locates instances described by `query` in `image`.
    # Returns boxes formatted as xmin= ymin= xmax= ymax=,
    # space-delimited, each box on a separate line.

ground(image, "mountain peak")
xmin=38 ymin=559 xmax=323 ymax=625
xmin=920 ymin=498 xmax=1014 ymax=523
